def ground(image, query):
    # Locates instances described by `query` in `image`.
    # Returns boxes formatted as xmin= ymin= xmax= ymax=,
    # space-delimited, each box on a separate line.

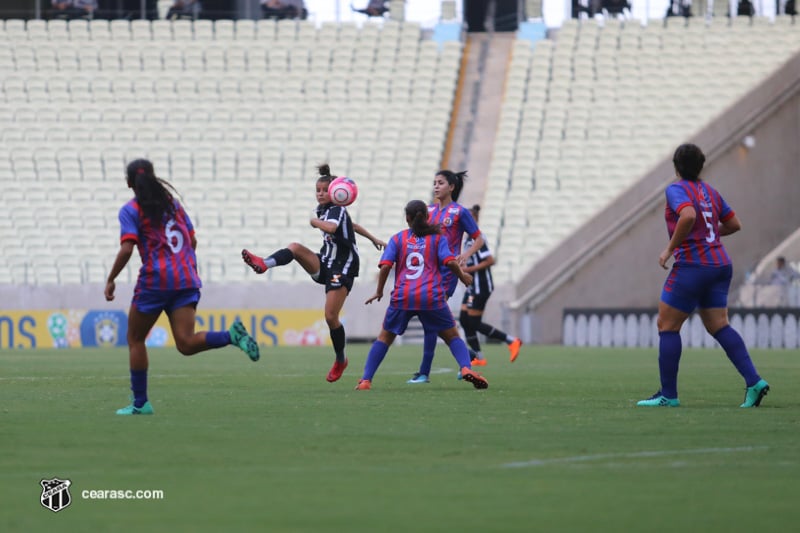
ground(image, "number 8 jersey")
xmin=379 ymin=229 xmax=456 ymax=310
xmin=118 ymin=198 xmax=202 ymax=290
xmin=665 ymin=179 xmax=733 ymax=267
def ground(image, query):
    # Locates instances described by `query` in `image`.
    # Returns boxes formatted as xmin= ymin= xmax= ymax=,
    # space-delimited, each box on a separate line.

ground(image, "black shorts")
xmin=314 ymin=258 xmax=356 ymax=294
xmin=462 ymin=287 xmax=491 ymax=311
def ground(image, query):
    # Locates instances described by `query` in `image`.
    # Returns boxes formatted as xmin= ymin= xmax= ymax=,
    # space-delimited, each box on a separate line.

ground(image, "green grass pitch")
xmin=1 ymin=344 xmax=799 ymax=532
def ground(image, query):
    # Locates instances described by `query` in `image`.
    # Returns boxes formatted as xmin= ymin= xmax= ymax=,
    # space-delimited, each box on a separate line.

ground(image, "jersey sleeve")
xmin=717 ymin=193 xmax=735 ymax=222
xmin=459 ymin=206 xmax=481 ymax=239
xmin=436 ymin=234 xmax=456 ymax=265
xmin=665 ymin=183 xmax=692 ymax=215
xmin=178 ymin=202 xmax=195 ymax=237
xmin=322 ymin=205 xmax=343 ymax=227
xmin=379 ymin=233 xmax=399 ymax=267
xmin=118 ymin=203 xmax=139 ymax=244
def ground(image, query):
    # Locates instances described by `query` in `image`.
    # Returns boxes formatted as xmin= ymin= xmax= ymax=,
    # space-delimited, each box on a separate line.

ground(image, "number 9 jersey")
xmin=118 ymin=198 xmax=202 ymax=291
xmin=379 ymin=229 xmax=456 ymax=310
xmin=665 ymin=179 xmax=733 ymax=267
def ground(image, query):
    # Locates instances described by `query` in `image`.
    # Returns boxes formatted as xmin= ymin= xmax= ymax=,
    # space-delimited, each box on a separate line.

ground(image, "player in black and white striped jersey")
xmin=459 ymin=205 xmax=522 ymax=364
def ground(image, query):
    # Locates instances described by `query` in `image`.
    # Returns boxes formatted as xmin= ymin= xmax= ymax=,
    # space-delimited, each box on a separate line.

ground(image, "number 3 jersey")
xmin=664 ymin=179 xmax=733 ymax=267
xmin=379 ymin=229 xmax=456 ymax=310
xmin=118 ymin=198 xmax=202 ymax=290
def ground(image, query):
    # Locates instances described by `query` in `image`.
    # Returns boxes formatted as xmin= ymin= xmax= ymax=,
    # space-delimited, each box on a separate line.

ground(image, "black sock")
xmin=268 ymin=248 xmax=295 ymax=267
xmin=330 ymin=325 xmax=346 ymax=362
xmin=477 ymin=322 xmax=510 ymax=342
xmin=461 ymin=313 xmax=482 ymax=353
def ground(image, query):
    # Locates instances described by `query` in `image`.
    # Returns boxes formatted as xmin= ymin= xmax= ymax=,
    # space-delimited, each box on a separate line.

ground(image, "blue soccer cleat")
xmin=740 ymin=379 xmax=769 ymax=408
xmin=116 ymin=400 xmax=154 ymax=415
xmin=407 ymin=373 xmax=430 ymax=384
xmin=637 ymin=391 xmax=680 ymax=407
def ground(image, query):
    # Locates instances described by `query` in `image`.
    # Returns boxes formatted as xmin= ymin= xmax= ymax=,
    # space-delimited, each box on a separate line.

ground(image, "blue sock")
xmin=130 ymin=369 xmax=148 ymax=408
xmin=448 ymin=337 xmax=472 ymax=368
xmin=362 ymin=341 xmax=389 ymax=381
xmin=658 ymin=331 xmax=682 ymax=399
xmin=419 ymin=330 xmax=437 ymax=376
xmin=713 ymin=325 xmax=761 ymax=387
xmin=205 ymin=331 xmax=231 ymax=348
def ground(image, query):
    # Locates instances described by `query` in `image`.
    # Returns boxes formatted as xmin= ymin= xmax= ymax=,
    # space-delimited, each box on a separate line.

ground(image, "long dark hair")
xmin=126 ymin=159 xmax=178 ymax=227
xmin=672 ymin=144 xmax=705 ymax=182
xmin=317 ymin=163 xmax=336 ymax=185
xmin=436 ymin=170 xmax=467 ymax=202
xmin=405 ymin=200 xmax=440 ymax=237
xmin=469 ymin=204 xmax=481 ymax=222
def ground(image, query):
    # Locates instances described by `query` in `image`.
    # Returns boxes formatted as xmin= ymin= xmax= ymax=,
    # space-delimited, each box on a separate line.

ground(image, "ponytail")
xmin=317 ymin=163 xmax=336 ymax=185
xmin=126 ymin=159 xmax=178 ymax=227
xmin=405 ymin=200 xmax=440 ymax=237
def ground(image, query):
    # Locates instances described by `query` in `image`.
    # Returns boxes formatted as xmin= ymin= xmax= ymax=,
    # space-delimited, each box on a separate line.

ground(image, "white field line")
xmin=502 ymin=446 xmax=769 ymax=469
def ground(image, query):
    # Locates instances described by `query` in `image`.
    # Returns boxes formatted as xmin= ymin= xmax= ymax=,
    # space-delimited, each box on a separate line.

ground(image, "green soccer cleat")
xmin=740 ymin=379 xmax=769 ymax=408
xmin=229 ymin=319 xmax=260 ymax=362
xmin=116 ymin=401 xmax=154 ymax=415
xmin=636 ymin=392 xmax=680 ymax=407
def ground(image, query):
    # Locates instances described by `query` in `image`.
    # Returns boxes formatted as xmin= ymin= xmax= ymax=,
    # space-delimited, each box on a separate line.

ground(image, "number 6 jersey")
xmin=118 ymin=198 xmax=202 ymax=290
xmin=664 ymin=179 xmax=733 ymax=267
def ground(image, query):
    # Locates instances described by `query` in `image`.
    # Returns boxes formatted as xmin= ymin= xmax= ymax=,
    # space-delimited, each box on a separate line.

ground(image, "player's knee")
xmin=173 ymin=336 xmax=196 ymax=355
xmin=324 ymin=313 xmax=340 ymax=328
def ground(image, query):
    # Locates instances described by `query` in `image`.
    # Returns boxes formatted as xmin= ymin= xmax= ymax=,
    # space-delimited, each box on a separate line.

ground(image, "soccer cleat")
xmin=508 ymin=338 xmax=523 ymax=362
xmin=407 ymin=373 xmax=430 ymax=384
xmin=355 ymin=379 xmax=371 ymax=390
xmin=472 ymin=358 xmax=487 ymax=366
xmin=740 ymin=379 xmax=769 ymax=408
xmin=229 ymin=319 xmax=260 ymax=361
xmin=460 ymin=367 xmax=488 ymax=390
xmin=326 ymin=358 xmax=348 ymax=382
xmin=241 ymin=249 xmax=268 ymax=274
xmin=116 ymin=401 xmax=154 ymax=415
xmin=636 ymin=392 xmax=680 ymax=407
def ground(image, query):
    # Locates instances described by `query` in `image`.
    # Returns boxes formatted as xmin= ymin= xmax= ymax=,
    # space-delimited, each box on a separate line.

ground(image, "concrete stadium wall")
xmin=510 ymin=50 xmax=800 ymax=344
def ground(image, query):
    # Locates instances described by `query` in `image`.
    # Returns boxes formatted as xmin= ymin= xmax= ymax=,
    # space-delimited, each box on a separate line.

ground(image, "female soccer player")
xmin=241 ymin=164 xmax=385 ymax=383
xmin=638 ymin=143 xmax=769 ymax=408
xmin=106 ymin=159 xmax=260 ymax=416
xmin=356 ymin=200 xmax=488 ymax=390
xmin=459 ymin=205 xmax=522 ymax=366
xmin=407 ymin=170 xmax=485 ymax=384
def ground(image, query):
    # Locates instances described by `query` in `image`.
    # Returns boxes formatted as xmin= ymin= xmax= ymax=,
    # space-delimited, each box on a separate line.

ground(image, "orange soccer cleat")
xmin=326 ymin=358 xmax=348 ymax=382
xmin=460 ymin=367 xmax=488 ymax=390
xmin=508 ymin=338 xmax=522 ymax=362
xmin=471 ymin=358 xmax=487 ymax=366
xmin=355 ymin=379 xmax=371 ymax=390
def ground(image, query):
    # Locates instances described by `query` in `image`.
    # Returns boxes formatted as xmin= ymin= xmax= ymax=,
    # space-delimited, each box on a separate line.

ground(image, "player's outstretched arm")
xmin=105 ymin=240 xmax=135 ymax=301
xmin=447 ymin=259 xmax=473 ymax=287
xmin=366 ymin=264 xmax=392 ymax=304
xmin=353 ymin=222 xmax=386 ymax=250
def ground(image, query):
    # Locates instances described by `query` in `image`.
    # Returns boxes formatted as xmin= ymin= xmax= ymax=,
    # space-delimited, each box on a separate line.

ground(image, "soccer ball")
xmin=328 ymin=176 xmax=358 ymax=207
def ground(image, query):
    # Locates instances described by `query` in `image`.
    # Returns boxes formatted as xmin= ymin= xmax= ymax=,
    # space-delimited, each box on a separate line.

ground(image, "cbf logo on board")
xmin=40 ymin=477 xmax=72 ymax=513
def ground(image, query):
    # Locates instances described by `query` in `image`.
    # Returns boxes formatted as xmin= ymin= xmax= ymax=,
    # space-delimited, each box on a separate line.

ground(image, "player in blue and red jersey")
xmin=355 ymin=200 xmax=488 ymax=390
xmin=105 ymin=159 xmax=260 ymax=416
xmin=638 ymin=144 xmax=769 ymax=408
xmin=407 ymin=170 xmax=490 ymax=384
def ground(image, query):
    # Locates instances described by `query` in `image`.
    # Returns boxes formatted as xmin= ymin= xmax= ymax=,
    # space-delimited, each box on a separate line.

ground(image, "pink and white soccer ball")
xmin=328 ymin=176 xmax=358 ymax=207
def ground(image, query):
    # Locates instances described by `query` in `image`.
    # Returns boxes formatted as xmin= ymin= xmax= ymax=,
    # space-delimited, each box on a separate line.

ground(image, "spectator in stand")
xmin=665 ymin=0 xmax=692 ymax=17
xmin=261 ymin=0 xmax=308 ymax=20
xmin=166 ymin=0 xmax=202 ymax=20
xmin=352 ymin=1 xmax=389 ymax=17
xmin=769 ymin=256 xmax=800 ymax=287
xmin=51 ymin=0 xmax=97 ymax=20
xmin=603 ymin=0 xmax=632 ymax=18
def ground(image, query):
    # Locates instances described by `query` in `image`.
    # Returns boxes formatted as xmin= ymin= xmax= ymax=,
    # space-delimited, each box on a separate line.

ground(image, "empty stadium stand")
xmin=0 ymin=17 xmax=462 ymax=285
